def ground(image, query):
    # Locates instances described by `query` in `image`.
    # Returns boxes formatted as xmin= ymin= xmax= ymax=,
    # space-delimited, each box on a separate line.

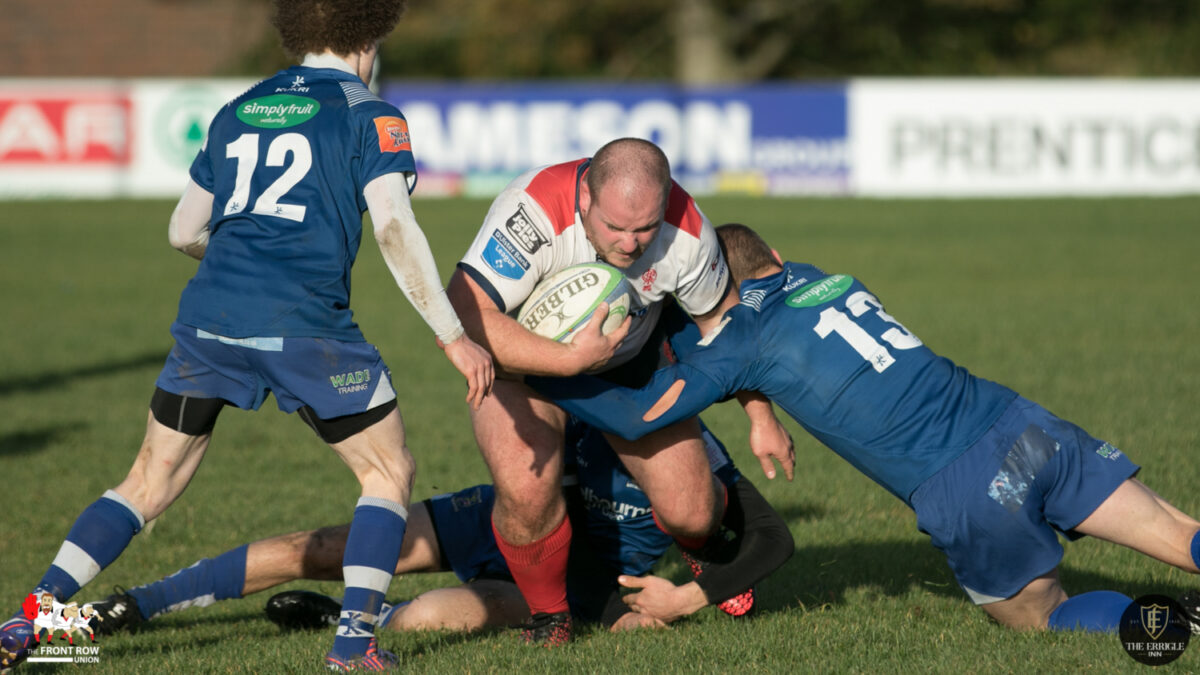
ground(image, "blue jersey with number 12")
xmin=178 ymin=65 xmax=417 ymax=340
xmin=532 ymin=262 xmax=1018 ymax=505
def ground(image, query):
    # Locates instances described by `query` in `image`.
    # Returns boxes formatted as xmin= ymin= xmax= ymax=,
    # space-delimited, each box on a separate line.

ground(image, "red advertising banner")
xmin=0 ymin=91 xmax=132 ymax=165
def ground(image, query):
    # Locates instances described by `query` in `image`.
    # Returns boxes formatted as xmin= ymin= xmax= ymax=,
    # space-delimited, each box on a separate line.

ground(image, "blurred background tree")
xmin=236 ymin=0 xmax=1200 ymax=81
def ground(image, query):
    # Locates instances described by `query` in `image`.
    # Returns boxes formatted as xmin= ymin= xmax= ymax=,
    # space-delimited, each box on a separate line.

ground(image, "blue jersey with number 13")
xmin=177 ymin=65 xmax=417 ymax=340
xmin=533 ymin=262 xmax=1018 ymax=505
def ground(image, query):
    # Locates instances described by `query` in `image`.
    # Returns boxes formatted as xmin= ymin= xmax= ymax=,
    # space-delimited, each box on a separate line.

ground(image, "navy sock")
xmin=1048 ymin=591 xmax=1133 ymax=632
xmin=34 ymin=491 xmax=145 ymax=601
xmin=128 ymin=544 xmax=249 ymax=620
xmin=330 ymin=497 xmax=407 ymax=660
xmin=1190 ymin=529 xmax=1200 ymax=571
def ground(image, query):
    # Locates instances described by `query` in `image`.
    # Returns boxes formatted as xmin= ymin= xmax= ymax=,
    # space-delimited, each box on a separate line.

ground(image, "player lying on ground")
xmin=0 ymin=1 xmax=495 ymax=671
xmin=83 ymin=420 xmax=792 ymax=635
xmin=531 ymin=223 xmax=1200 ymax=632
xmin=447 ymin=138 xmax=793 ymax=644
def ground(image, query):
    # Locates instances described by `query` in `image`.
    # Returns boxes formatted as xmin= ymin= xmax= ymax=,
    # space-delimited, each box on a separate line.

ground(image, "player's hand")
xmin=618 ymin=575 xmax=707 ymax=623
xmin=750 ymin=415 xmax=794 ymax=481
xmin=439 ymin=334 xmax=494 ymax=409
xmin=568 ymin=302 xmax=632 ymax=373
xmin=609 ymin=611 xmax=669 ymax=632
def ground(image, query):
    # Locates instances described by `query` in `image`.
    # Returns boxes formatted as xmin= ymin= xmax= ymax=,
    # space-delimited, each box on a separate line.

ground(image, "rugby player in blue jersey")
xmin=531 ymin=223 xmax=1200 ymax=633
xmin=78 ymin=420 xmax=791 ymax=636
xmin=0 ymin=1 xmax=494 ymax=671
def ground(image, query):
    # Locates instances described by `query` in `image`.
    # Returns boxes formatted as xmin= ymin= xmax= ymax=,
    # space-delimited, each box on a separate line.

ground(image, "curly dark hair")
xmin=272 ymin=0 xmax=408 ymax=59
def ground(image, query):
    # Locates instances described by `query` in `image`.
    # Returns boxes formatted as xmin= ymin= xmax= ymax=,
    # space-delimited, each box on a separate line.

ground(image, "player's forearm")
xmin=168 ymin=179 xmax=214 ymax=260
xmin=526 ymin=367 xmax=717 ymax=441
xmin=366 ymin=175 xmax=465 ymax=344
xmin=446 ymin=272 xmax=592 ymax=377
xmin=736 ymin=391 xmax=775 ymax=426
xmin=471 ymin=309 xmax=594 ymax=376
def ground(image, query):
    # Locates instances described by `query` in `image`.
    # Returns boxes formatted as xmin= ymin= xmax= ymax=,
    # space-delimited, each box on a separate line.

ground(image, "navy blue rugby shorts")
xmin=155 ymin=321 xmax=396 ymax=418
xmin=911 ymin=395 xmax=1139 ymax=604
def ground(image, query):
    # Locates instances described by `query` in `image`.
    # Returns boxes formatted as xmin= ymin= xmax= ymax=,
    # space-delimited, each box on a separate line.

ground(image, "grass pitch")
xmin=1 ymin=196 xmax=1198 ymax=673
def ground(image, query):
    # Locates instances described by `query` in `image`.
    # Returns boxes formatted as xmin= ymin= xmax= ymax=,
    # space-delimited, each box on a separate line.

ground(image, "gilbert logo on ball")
xmin=517 ymin=263 xmax=632 ymax=343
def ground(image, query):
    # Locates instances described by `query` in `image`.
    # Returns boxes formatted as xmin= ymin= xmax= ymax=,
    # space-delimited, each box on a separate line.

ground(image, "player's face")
xmin=39 ymin=595 xmax=52 ymax=610
xmin=580 ymin=179 xmax=663 ymax=269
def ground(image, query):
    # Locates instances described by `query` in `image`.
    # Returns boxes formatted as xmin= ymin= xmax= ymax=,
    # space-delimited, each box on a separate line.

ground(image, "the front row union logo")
xmin=1120 ymin=595 xmax=1191 ymax=666
xmin=0 ymin=592 xmax=104 ymax=667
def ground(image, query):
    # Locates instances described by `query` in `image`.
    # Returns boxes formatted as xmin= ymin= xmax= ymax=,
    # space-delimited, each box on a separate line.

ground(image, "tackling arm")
xmin=167 ymin=179 xmax=214 ymax=260
xmin=525 ymin=363 xmax=724 ymax=441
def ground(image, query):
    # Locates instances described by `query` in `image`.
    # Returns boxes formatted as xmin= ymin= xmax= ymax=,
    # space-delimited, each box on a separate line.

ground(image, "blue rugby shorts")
xmin=911 ymin=395 xmax=1139 ymax=604
xmin=155 ymin=322 xmax=396 ymax=419
xmin=426 ymin=485 xmax=510 ymax=583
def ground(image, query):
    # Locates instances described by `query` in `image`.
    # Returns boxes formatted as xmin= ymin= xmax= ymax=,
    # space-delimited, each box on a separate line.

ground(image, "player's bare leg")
xmin=604 ymin=416 xmax=721 ymax=542
xmin=386 ymin=580 xmax=529 ymax=632
xmin=468 ymin=379 xmax=572 ymax=642
xmin=980 ymin=571 xmax=1069 ymax=629
xmin=113 ymin=412 xmax=213 ymax=520
xmin=471 ymin=380 xmax=569 ymax=543
xmin=243 ymin=503 xmax=442 ymax=595
xmin=13 ymin=412 xmax=209 ymax=618
xmin=1073 ymin=478 xmax=1200 ymax=572
xmin=322 ymin=407 xmax=415 ymax=662
xmin=328 ymin=408 xmax=415 ymax=506
xmin=982 ymin=478 xmax=1200 ymax=632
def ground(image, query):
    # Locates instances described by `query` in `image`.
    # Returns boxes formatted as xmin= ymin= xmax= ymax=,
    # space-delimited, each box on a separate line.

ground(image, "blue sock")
xmin=1048 ymin=591 xmax=1133 ymax=632
xmin=33 ymin=491 xmax=145 ymax=602
xmin=127 ymin=544 xmax=248 ymax=620
xmin=330 ymin=497 xmax=407 ymax=660
xmin=1190 ymin=530 xmax=1200 ymax=571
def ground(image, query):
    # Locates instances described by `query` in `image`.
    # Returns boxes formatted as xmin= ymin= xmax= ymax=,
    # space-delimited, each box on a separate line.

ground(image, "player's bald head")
xmin=586 ymin=138 xmax=672 ymax=214
xmin=272 ymin=0 xmax=408 ymax=60
xmin=717 ymin=223 xmax=780 ymax=289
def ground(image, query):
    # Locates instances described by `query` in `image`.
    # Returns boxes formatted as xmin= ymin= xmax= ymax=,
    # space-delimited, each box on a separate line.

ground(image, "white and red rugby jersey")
xmin=458 ymin=159 xmax=729 ymax=367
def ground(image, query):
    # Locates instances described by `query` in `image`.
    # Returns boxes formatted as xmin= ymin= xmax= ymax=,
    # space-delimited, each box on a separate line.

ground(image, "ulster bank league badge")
xmin=1119 ymin=594 xmax=1191 ymax=666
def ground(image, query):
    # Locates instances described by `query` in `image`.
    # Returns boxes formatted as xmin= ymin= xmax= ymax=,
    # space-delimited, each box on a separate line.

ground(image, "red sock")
xmin=491 ymin=514 xmax=572 ymax=615
xmin=654 ymin=481 xmax=728 ymax=551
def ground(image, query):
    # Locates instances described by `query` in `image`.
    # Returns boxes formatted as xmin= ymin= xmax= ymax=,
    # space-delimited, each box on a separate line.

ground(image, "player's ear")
xmin=771 ymin=249 xmax=782 ymax=265
xmin=579 ymin=178 xmax=592 ymax=215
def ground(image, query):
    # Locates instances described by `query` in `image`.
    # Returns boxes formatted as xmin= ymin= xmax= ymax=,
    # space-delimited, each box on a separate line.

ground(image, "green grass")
xmin=2 ymin=196 xmax=1199 ymax=673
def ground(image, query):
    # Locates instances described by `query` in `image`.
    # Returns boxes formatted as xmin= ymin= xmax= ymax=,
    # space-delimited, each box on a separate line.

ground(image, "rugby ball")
xmin=516 ymin=263 xmax=632 ymax=343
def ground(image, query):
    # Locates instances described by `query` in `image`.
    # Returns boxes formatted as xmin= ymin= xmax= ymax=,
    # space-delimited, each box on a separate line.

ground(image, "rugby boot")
xmin=266 ymin=590 xmax=341 ymax=631
xmin=519 ymin=611 xmax=573 ymax=646
xmin=87 ymin=587 xmax=143 ymax=635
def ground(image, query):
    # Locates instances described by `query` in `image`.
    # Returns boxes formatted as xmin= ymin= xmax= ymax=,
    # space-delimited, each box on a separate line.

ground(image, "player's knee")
xmin=388 ymin=597 xmax=458 ymax=632
xmin=658 ymin=512 xmax=717 ymax=540
xmin=495 ymin=487 xmax=559 ymax=524
xmin=652 ymin=492 xmax=719 ymax=539
xmin=368 ymin=445 xmax=416 ymax=492
xmin=113 ymin=472 xmax=173 ymax=521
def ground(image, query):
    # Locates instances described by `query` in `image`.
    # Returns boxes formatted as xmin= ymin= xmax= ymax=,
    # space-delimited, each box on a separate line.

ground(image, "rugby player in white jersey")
xmin=447 ymin=138 xmax=794 ymax=644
